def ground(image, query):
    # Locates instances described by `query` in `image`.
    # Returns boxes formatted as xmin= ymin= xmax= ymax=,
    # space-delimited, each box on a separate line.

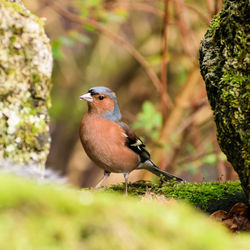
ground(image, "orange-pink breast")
xmin=79 ymin=114 xmax=140 ymax=173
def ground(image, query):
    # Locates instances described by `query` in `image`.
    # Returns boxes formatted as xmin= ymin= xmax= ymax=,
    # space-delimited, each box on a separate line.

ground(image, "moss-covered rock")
xmin=0 ymin=0 xmax=52 ymax=166
xmin=0 ymin=173 xmax=249 ymax=250
xmin=199 ymin=0 xmax=250 ymax=204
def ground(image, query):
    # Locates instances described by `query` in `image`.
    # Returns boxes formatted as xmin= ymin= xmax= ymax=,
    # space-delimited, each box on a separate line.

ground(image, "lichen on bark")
xmin=199 ymin=0 xmax=249 ymax=204
xmin=0 ymin=0 xmax=52 ymax=166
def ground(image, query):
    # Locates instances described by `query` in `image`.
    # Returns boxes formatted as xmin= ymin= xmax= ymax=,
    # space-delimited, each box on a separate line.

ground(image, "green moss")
xmin=8 ymin=33 xmax=21 ymax=55
xmin=16 ymin=120 xmax=48 ymax=151
xmin=32 ymin=73 xmax=40 ymax=85
xmin=208 ymin=12 xmax=221 ymax=35
xmin=199 ymin=0 xmax=250 ymax=204
xmin=104 ymin=180 xmax=245 ymax=211
xmin=0 ymin=173 xmax=249 ymax=250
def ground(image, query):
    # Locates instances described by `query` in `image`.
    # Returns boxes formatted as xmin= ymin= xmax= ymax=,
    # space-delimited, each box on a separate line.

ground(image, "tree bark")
xmin=0 ymin=0 xmax=52 ymax=166
xmin=199 ymin=0 xmax=249 ymax=204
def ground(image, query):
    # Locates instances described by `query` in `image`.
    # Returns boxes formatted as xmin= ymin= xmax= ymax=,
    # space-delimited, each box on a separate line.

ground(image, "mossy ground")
xmin=0 ymin=173 xmax=249 ymax=250
xmin=103 ymin=180 xmax=246 ymax=212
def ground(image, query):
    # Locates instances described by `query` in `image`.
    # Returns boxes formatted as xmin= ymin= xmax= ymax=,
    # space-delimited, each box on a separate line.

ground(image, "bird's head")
xmin=80 ymin=86 xmax=122 ymax=122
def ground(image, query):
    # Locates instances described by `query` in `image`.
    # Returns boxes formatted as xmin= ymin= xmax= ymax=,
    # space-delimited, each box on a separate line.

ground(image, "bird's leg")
xmin=123 ymin=173 xmax=129 ymax=195
xmin=94 ymin=171 xmax=110 ymax=189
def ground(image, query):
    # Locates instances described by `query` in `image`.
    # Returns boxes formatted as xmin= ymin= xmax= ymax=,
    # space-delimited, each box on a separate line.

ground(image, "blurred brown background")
xmin=23 ymin=0 xmax=238 ymax=187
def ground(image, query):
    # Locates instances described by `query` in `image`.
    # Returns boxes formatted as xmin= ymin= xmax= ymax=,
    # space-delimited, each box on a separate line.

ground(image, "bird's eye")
xmin=98 ymin=96 xmax=104 ymax=100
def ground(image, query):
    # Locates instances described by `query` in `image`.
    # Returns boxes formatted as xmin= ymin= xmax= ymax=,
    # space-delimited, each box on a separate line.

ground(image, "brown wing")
xmin=118 ymin=122 xmax=150 ymax=163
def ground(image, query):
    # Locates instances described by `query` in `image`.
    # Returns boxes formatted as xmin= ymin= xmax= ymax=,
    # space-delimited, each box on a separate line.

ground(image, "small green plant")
xmin=132 ymin=101 xmax=162 ymax=139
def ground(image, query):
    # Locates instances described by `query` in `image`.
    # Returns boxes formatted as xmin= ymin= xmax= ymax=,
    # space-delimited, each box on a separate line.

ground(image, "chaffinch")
xmin=79 ymin=86 xmax=183 ymax=193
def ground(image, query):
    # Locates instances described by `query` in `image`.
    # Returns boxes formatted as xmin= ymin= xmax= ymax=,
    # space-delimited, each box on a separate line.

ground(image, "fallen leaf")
xmin=141 ymin=190 xmax=176 ymax=205
xmin=210 ymin=202 xmax=250 ymax=232
xmin=210 ymin=210 xmax=228 ymax=221
xmin=228 ymin=202 xmax=249 ymax=217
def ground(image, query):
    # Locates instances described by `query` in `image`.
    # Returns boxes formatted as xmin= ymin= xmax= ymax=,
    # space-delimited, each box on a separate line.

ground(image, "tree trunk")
xmin=199 ymin=0 xmax=249 ymax=204
xmin=0 ymin=0 xmax=52 ymax=167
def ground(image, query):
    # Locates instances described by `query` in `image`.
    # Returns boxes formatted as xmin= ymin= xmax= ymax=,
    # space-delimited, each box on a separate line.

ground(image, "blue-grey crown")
xmin=88 ymin=86 xmax=115 ymax=99
xmin=88 ymin=86 xmax=122 ymax=122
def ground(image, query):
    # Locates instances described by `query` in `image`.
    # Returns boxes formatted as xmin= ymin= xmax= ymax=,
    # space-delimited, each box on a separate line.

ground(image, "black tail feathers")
xmin=138 ymin=160 xmax=183 ymax=182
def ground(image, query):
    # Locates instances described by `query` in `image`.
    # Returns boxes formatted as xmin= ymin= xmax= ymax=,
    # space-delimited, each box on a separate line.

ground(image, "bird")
xmin=79 ymin=86 xmax=183 ymax=194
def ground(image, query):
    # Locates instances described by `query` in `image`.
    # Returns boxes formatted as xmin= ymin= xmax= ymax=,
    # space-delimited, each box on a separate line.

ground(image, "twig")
xmin=213 ymin=126 xmax=227 ymax=182
xmin=105 ymin=0 xmax=210 ymax=25
xmin=165 ymin=124 xmax=189 ymax=172
xmin=104 ymin=1 xmax=164 ymax=17
xmin=206 ymin=0 xmax=214 ymax=18
xmin=183 ymin=4 xmax=210 ymax=25
xmin=177 ymin=150 xmax=217 ymax=166
xmin=174 ymin=0 xmax=196 ymax=58
xmin=213 ymin=0 xmax=223 ymax=15
xmin=207 ymin=0 xmax=222 ymax=17
xmin=191 ymin=122 xmax=205 ymax=182
xmin=175 ymin=100 xmax=207 ymax=135
xmin=41 ymin=0 xmax=174 ymax=104
xmin=141 ymin=67 xmax=200 ymax=180
xmin=160 ymin=0 xmax=171 ymax=119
